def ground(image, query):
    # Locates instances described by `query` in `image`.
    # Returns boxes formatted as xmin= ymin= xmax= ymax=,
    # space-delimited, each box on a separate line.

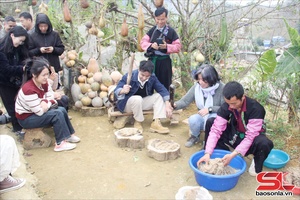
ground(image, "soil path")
xmin=1 ymin=107 xmax=299 ymax=199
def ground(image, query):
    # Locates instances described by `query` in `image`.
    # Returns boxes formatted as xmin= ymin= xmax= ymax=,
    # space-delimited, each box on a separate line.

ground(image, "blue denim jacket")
xmin=114 ymin=69 xmax=170 ymax=112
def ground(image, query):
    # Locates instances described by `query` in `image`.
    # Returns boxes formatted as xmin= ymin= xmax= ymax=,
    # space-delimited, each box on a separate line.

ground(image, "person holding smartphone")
xmin=140 ymin=7 xmax=181 ymax=90
xmin=28 ymin=13 xmax=64 ymax=89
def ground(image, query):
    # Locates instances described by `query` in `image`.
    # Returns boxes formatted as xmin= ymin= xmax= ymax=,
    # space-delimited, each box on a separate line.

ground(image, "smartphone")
xmin=156 ymin=38 xmax=163 ymax=45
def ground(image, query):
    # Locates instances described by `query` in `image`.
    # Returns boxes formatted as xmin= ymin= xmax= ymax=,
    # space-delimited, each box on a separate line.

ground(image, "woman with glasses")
xmin=173 ymin=64 xmax=225 ymax=148
xmin=0 ymin=26 xmax=30 ymax=135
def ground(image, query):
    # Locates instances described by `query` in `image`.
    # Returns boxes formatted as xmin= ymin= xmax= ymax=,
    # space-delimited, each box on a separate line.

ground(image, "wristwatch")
xmin=208 ymin=107 xmax=213 ymax=114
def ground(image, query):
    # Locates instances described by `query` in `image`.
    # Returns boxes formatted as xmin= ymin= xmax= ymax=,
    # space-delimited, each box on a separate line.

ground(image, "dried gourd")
xmin=101 ymin=70 xmax=113 ymax=87
xmin=93 ymin=72 xmax=102 ymax=83
xmin=92 ymin=97 xmax=103 ymax=107
xmin=88 ymin=24 xmax=98 ymax=36
xmin=138 ymin=4 xmax=145 ymax=29
xmin=137 ymin=29 xmax=144 ymax=52
xmin=81 ymin=96 xmax=92 ymax=106
xmin=63 ymin=0 xmax=72 ymax=22
xmin=154 ymin=0 xmax=164 ymax=8
xmin=38 ymin=2 xmax=48 ymax=14
xmin=99 ymin=12 xmax=106 ymax=28
xmin=87 ymin=58 xmax=100 ymax=74
xmin=80 ymin=0 xmax=89 ymax=8
xmin=71 ymin=77 xmax=81 ymax=102
xmin=32 ymin=0 xmax=37 ymax=6
xmin=120 ymin=17 xmax=128 ymax=37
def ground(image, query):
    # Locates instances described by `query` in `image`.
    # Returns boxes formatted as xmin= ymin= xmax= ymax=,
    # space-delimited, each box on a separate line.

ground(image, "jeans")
xmin=17 ymin=107 xmax=75 ymax=144
xmin=57 ymin=95 xmax=69 ymax=112
xmin=188 ymin=113 xmax=217 ymax=137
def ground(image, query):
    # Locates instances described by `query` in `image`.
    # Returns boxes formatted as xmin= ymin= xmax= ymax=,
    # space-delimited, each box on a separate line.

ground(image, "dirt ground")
xmin=1 ymin=106 xmax=300 ymax=200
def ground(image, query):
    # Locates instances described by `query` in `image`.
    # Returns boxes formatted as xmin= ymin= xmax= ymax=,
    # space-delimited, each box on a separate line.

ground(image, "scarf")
xmin=195 ymin=83 xmax=220 ymax=127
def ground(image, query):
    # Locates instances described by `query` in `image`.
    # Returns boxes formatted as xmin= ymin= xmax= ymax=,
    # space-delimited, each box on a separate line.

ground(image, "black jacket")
xmin=29 ymin=13 xmax=65 ymax=72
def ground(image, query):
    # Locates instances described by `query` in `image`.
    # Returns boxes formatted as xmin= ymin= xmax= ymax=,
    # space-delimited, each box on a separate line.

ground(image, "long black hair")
xmin=0 ymin=26 xmax=29 ymax=62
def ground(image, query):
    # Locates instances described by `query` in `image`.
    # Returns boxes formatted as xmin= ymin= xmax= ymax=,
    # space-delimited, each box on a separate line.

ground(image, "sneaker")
xmin=66 ymin=135 xmax=80 ymax=143
xmin=185 ymin=135 xmax=200 ymax=148
xmin=248 ymin=159 xmax=257 ymax=176
xmin=15 ymin=130 xmax=25 ymax=136
xmin=0 ymin=175 xmax=26 ymax=194
xmin=54 ymin=140 xmax=76 ymax=152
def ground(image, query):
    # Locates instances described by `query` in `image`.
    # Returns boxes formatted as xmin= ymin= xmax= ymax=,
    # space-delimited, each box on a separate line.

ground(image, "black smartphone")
xmin=156 ymin=38 xmax=163 ymax=45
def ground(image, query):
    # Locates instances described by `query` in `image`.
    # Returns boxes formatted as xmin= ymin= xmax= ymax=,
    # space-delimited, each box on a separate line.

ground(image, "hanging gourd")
xmin=192 ymin=0 xmax=198 ymax=5
xmin=63 ymin=0 xmax=72 ymax=22
xmin=137 ymin=29 xmax=144 ymax=52
xmin=38 ymin=1 xmax=48 ymax=14
xmin=138 ymin=4 xmax=145 ymax=30
xmin=80 ymin=0 xmax=89 ymax=8
xmin=120 ymin=17 xmax=128 ymax=37
xmin=154 ymin=0 xmax=164 ymax=8
xmin=88 ymin=24 xmax=98 ymax=36
xmin=31 ymin=0 xmax=37 ymax=6
xmin=99 ymin=12 xmax=106 ymax=28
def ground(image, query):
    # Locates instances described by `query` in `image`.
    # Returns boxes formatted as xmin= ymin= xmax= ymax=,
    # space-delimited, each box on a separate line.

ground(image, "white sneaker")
xmin=248 ymin=159 xmax=258 ymax=176
xmin=66 ymin=135 xmax=80 ymax=143
xmin=54 ymin=141 xmax=76 ymax=152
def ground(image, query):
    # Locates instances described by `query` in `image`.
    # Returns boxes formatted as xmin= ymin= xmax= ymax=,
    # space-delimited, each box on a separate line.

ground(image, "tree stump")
xmin=114 ymin=128 xmax=145 ymax=149
xmin=23 ymin=128 xmax=52 ymax=150
xmin=147 ymin=138 xmax=181 ymax=161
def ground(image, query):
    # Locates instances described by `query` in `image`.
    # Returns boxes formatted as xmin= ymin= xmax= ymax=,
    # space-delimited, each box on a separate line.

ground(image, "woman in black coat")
xmin=0 ymin=26 xmax=29 ymax=134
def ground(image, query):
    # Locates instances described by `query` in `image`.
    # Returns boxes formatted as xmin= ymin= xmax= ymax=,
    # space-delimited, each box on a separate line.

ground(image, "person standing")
xmin=28 ymin=13 xmax=64 ymax=74
xmin=0 ymin=26 xmax=30 ymax=135
xmin=0 ymin=134 xmax=26 ymax=194
xmin=0 ymin=16 xmax=16 ymax=40
xmin=19 ymin=12 xmax=35 ymax=34
xmin=197 ymin=81 xmax=273 ymax=176
xmin=114 ymin=60 xmax=173 ymax=134
xmin=140 ymin=7 xmax=181 ymax=90
xmin=15 ymin=57 xmax=80 ymax=152
xmin=173 ymin=64 xmax=225 ymax=147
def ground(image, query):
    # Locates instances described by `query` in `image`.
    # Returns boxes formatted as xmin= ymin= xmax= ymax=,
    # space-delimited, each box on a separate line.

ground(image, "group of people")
xmin=0 ymin=6 xmax=273 ymax=195
xmin=115 ymin=6 xmax=273 ymax=180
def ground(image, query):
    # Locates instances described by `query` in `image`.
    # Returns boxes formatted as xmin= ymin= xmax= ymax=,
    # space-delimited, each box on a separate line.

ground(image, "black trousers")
xmin=151 ymin=56 xmax=172 ymax=91
xmin=204 ymin=117 xmax=274 ymax=173
xmin=0 ymin=85 xmax=23 ymax=132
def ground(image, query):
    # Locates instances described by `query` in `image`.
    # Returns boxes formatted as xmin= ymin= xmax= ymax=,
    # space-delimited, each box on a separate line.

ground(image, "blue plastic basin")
xmin=189 ymin=149 xmax=246 ymax=192
xmin=263 ymin=149 xmax=290 ymax=169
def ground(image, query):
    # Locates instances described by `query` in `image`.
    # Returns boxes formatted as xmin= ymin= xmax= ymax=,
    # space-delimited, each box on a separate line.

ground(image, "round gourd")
xmin=100 ymin=83 xmax=108 ymax=92
xmin=66 ymin=60 xmax=75 ymax=67
xmin=91 ymin=82 xmax=100 ymax=91
xmin=75 ymin=100 xmax=83 ymax=108
xmin=110 ymin=71 xmax=123 ymax=84
xmin=87 ymin=77 xmax=95 ymax=84
xmin=88 ymin=91 xmax=97 ymax=99
xmin=68 ymin=53 xmax=77 ymax=60
xmin=81 ymin=68 xmax=89 ymax=76
xmin=154 ymin=0 xmax=164 ymax=7
xmin=87 ymin=72 xmax=94 ymax=78
xmin=93 ymin=72 xmax=102 ymax=82
xmin=195 ymin=53 xmax=205 ymax=63
xmin=99 ymin=91 xmax=108 ymax=98
xmin=92 ymin=97 xmax=103 ymax=107
xmin=78 ymin=75 xmax=86 ymax=83
xmin=81 ymin=96 xmax=92 ymax=106
xmin=81 ymin=83 xmax=91 ymax=94
xmin=101 ymin=71 xmax=113 ymax=87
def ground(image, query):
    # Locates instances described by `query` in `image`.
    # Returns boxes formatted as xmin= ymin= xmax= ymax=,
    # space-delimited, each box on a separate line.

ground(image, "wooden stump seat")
xmin=23 ymin=128 xmax=52 ymax=150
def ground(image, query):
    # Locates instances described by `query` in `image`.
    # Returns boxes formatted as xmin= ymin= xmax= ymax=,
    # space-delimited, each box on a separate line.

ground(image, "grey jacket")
xmin=174 ymin=82 xmax=225 ymax=113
